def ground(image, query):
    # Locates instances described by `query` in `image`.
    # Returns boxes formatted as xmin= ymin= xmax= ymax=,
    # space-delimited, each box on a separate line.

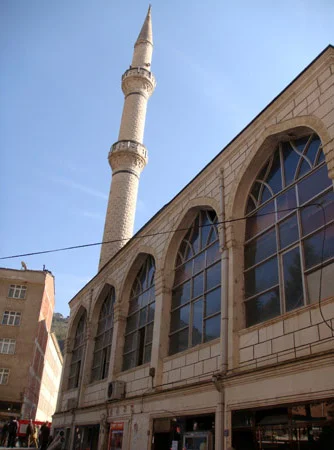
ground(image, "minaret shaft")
xmin=99 ymin=8 xmax=155 ymax=270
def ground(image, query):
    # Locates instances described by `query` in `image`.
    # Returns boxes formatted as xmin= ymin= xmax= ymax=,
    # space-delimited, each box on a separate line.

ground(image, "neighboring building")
xmin=0 ymin=266 xmax=63 ymax=423
xmin=53 ymin=7 xmax=334 ymax=450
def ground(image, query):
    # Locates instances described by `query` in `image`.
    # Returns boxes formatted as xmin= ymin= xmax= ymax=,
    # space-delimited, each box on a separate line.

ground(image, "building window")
xmin=91 ymin=286 xmax=115 ymax=382
xmin=0 ymin=339 xmax=16 ymax=354
xmin=68 ymin=313 xmax=86 ymax=389
xmin=169 ymin=210 xmax=221 ymax=356
xmin=123 ymin=255 xmax=155 ymax=371
xmin=0 ymin=369 xmax=9 ymax=385
xmin=244 ymin=133 xmax=334 ymax=327
xmin=2 ymin=311 xmax=21 ymax=326
xmin=8 ymin=284 xmax=27 ymax=299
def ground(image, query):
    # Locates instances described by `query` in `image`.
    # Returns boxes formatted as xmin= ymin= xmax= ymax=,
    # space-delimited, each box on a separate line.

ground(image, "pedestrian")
xmin=1 ymin=422 xmax=9 ymax=447
xmin=26 ymin=420 xmax=38 ymax=448
xmin=7 ymin=417 xmax=18 ymax=448
xmin=39 ymin=422 xmax=50 ymax=450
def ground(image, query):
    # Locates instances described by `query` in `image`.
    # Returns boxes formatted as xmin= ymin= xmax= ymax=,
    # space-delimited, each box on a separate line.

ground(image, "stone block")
xmin=239 ymin=346 xmax=254 ymax=363
xmin=277 ymin=348 xmax=295 ymax=362
xmin=272 ymin=334 xmax=294 ymax=353
xmin=185 ymin=351 xmax=199 ymax=365
xmin=318 ymin=322 xmax=333 ymax=340
xmin=294 ymin=325 xmax=319 ymax=347
xmin=254 ymin=340 xmax=272 ymax=359
xmin=256 ymin=355 xmax=277 ymax=368
xmin=168 ymin=368 xmax=181 ymax=383
xmin=203 ymin=357 xmax=218 ymax=374
xmin=284 ymin=311 xmax=311 ymax=334
xmin=171 ymin=355 xmax=186 ymax=369
xmin=210 ymin=342 xmax=221 ymax=358
xmin=198 ymin=346 xmax=211 ymax=361
xmin=181 ymin=364 xmax=194 ymax=380
xmin=318 ymin=67 xmax=331 ymax=85
xmin=239 ymin=330 xmax=258 ymax=348
xmin=259 ymin=321 xmax=284 ymax=342
xmin=295 ymin=345 xmax=311 ymax=358
xmin=194 ymin=361 xmax=203 ymax=376
xmin=310 ymin=338 xmax=334 ymax=354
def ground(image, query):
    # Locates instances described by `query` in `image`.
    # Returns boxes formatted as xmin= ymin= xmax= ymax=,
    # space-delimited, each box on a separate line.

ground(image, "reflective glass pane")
xmin=265 ymin=150 xmax=282 ymax=194
xmin=169 ymin=328 xmax=189 ymax=355
xmin=143 ymin=344 xmax=152 ymax=363
xmin=246 ymin=200 xmax=275 ymax=239
xmin=123 ymin=352 xmax=135 ymax=371
xmin=193 ymin=252 xmax=205 ymax=274
xmin=129 ymin=297 xmax=139 ymax=314
xmin=148 ymin=302 xmax=155 ymax=323
xmin=201 ymin=213 xmax=211 ymax=248
xmin=245 ymin=228 xmax=276 ymax=267
xmin=276 ymin=187 xmax=296 ymax=220
xmin=301 ymin=190 xmax=334 ymax=236
xmin=245 ymin=257 xmax=278 ymax=298
xmin=298 ymin=165 xmax=331 ymax=205
xmin=279 ymin=214 xmax=299 ymax=249
xmin=304 ymin=223 xmax=334 ymax=269
xmin=193 ymin=272 xmax=204 ymax=298
xmin=126 ymin=313 xmax=138 ymax=333
xmin=124 ymin=333 xmax=136 ymax=353
xmin=145 ymin=323 xmax=153 ymax=344
xmin=174 ymin=261 xmax=193 ymax=285
xmin=245 ymin=287 xmax=280 ymax=327
xmin=192 ymin=299 xmax=203 ymax=346
xmin=246 ymin=196 xmax=256 ymax=214
xmin=206 ymin=287 xmax=221 ymax=317
xmin=282 ymin=141 xmax=300 ymax=186
xmin=204 ymin=314 xmax=220 ymax=342
xmin=283 ymin=247 xmax=304 ymax=312
xmin=139 ymin=307 xmax=147 ymax=327
xmin=297 ymin=158 xmax=312 ymax=179
xmin=261 ymin=185 xmax=272 ymax=204
xmin=206 ymin=242 xmax=220 ymax=265
xmin=206 ymin=262 xmax=221 ymax=291
xmin=172 ymin=281 xmax=191 ymax=308
xmin=170 ymin=304 xmax=190 ymax=332
xmin=307 ymin=262 xmax=334 ymax=303
xmin=306 ymin=136 xmax=321 ymax=166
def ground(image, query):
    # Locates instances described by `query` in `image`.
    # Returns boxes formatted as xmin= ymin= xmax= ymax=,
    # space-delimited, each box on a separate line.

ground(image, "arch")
xmin=67 ymin=305 xmax=88 ymax=342
xmin=229 ymin=124 xmax=333 ymax=329
xmin=228 ymin=116 xmax=332 ymax=223
xmin=163 ymin=201 xmax=221 ymax=291
xmin=121 ymin=253 xmax=156 ymax=370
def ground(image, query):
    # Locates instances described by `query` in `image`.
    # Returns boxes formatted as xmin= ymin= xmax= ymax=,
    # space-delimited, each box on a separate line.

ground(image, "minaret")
xmin=99 ymin=6 xmax=156 ymax=270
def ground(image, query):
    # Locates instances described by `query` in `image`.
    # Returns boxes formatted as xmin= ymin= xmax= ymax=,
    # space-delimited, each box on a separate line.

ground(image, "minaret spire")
xmin=99 ymin=8 xmax=156 ymax=270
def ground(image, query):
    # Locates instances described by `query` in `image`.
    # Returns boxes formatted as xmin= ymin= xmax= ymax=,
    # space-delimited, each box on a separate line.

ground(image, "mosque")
xmin=52 ymin=7 xmax=334 ymax=450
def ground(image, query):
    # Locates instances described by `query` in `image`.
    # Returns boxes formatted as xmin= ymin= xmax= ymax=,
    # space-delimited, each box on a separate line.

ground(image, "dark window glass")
xmin=245 ymin=288 xmax=281 ymax=327
xmin=204 ymin=314 xmax=221 ymax=342
xmin=276 ymin=187 xmax=296 ymax=220
xmin=172 ymin=281 xmax=191 ymax=308
xmin=283 ymin=247 xmax=304 ymax=312
xmin=279 ymin=214 xmax=299 ymax=249
xmin=68 ymin=313 xmax=86 ymax=389
xmin=206 ymin=262 xmax=221 ymax=290
xmin=306 ymin=136 xmax=321 ymax=166
xmin=206 ymin=287 xmax=221 ymax=317
xmin=298 ymin=165 xmax=331 ymax=205
xmin=170 ymin=210 xmax=221 ymax=355
xmin=169 ymin=329 xmax=189 ymax=355
xmin=123 ymin=256 xmax=155 ymax=370
xmin=304 ymin=223 xmax=334 ymax=269
xmin=171 ymin=304 xmax=190 ymax=332
xmin=300 ymin=190 xmax=334 ymax=236
xmin=245 ymin=228 xmax=276 ymax=267
xmin=282 ymin=141 xmax=300 ymax=186
xmin=246 ymin=200 xmax=275 ymax=239
xmin=245 ymin=257 xmax=278 ymax=298
xmin=192 ymin=300 xmax=203 ymax=346
xmin=266 ymin=150 xmax=282 ymax=194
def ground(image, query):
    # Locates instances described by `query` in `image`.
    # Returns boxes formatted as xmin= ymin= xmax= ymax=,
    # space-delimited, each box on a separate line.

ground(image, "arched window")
xmin=91 ymin=286 xmax=115 ymax=382
xmin=68 ymin=312 xmax=86 ymax=389
xmin=169 ymin=210 xmax=221 ymax=355
xmin=122 ymin=256 xmax=155 ymax=371
xmin=244 ymin=133 xmax=334 ymax=327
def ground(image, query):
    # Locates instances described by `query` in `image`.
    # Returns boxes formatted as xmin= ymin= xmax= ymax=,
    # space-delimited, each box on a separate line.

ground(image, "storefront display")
xmin=73 ymin=424 xmax=100 ymax=450
xmin=108 ymin=422 xmax=124 ymax=450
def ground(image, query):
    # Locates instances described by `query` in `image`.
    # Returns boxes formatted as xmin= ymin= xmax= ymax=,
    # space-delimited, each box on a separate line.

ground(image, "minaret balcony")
xmin=109 ymin=140 xmax=148 ymax=160
xmin=121 ymin=67 xmax=156 ymax=97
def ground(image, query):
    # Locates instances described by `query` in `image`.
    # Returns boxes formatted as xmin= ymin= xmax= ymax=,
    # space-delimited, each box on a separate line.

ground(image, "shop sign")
xmin=110 ymin=422 xmax=124 ymax=431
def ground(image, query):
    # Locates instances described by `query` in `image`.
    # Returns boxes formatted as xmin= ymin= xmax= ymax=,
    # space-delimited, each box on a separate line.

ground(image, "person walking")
xmin=39 ymin=422 xmax=50 ymax=450
xmin=1 ymin=422 xmax=9 ymax=447
xmin=26 ymin=420 xmax=38 ymax=448
xmin=7 ymin=417 xmax=18 ymax=448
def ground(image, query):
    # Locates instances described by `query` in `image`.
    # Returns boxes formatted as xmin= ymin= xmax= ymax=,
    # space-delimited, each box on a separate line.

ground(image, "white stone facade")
xmin=53 ymin=11 xmax=334 ymax=450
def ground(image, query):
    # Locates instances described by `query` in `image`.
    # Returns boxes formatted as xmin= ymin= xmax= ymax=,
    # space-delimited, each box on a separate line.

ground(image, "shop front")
xmin=152 ymin=413 xmax=215 ymax=450
xmin=73 ymin=424 xmax=100 ymax=450
xmin=232 ymin=399 xmax=334 ymax=449
xmin=108 ymin=422 xmax=124 ymax=450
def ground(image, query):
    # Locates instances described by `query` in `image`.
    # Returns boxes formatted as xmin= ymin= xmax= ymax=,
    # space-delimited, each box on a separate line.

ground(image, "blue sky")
xmin=1 ymin=0 xmax=333 ymax=316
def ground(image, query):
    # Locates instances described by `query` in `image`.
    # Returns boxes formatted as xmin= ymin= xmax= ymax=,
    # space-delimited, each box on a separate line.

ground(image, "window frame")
xmin=91 ymin=286 xmax=115 ymax=382
xmin=169 ymin=210 xmax=221 ymax=356
xmin=68 ymin=313 xmax=86 ymax=390
xmin=2 ymin=311 xmax=21 ymax=326
xmin=244 ymin=134 xmax=333 ymax=327
xmin=8 ymin=284 xmax=27 ymax=299
xmin=0 ymin=368 xmax=9 ymax=385
xmin=0 ymin=338 xmax=16 ymax=354
xmin=122 ymin=256 xmax=155 ymax=371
